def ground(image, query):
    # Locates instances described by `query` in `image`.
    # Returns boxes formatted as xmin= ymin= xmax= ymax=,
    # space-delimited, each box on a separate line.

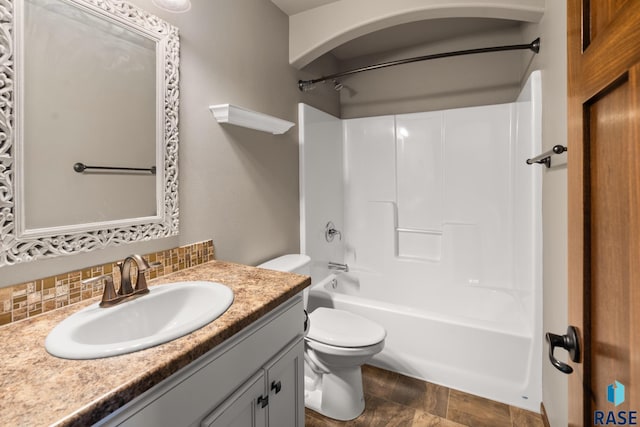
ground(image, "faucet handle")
xmin=325 ymin=221 xmax=342 ymax=242
xmin=83 ymin=274 xmax=118 ymax=308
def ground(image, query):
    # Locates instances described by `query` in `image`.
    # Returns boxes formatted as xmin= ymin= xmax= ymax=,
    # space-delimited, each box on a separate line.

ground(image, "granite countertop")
xmin=0 ymin=260 xmax=310 ymax=427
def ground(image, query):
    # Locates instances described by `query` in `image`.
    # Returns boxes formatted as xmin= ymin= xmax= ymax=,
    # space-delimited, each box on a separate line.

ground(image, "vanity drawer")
xmin=97 ymin=296 xmax=304 ymax=427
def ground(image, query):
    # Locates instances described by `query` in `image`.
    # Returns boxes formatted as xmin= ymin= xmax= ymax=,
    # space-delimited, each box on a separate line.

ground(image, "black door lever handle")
xmin=545 ymin=326 xmax=580 ymax=374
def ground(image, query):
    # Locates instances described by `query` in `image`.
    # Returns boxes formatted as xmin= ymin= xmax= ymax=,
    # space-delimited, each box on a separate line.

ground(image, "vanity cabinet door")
xmin=266 ymin=337 xmax=304 ymax=427
xmin=200 ymin=371 xmax=267 ymax=427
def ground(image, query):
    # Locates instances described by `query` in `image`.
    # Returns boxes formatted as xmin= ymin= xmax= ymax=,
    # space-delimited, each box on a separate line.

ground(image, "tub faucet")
xmin=325 ymin=221 xmax=342 ymax=242
xmin=328 ymin=261 xmax=349 ymax=272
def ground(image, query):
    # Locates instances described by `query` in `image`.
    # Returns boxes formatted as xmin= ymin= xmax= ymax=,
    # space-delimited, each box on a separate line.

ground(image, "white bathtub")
xmin=307 ymin=272 xmax=540 ymax=411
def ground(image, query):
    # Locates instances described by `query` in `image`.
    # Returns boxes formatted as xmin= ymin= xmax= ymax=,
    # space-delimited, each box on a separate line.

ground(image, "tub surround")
xmin=0 ymin=260 xmax=310 ymax=426
xmin=298 ymin=70 xmax=542 ymax=411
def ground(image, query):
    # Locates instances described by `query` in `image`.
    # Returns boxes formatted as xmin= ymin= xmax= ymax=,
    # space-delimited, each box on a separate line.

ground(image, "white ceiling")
xmin=270 ymin=0 xmax=339 ymax=16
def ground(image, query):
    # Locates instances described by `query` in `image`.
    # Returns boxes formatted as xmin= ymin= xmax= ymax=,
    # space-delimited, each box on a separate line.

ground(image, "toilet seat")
xmin=306 ymin=337 xmax=385 ymax=358
xmin=307 ymin=308 xmax=386 ymax=348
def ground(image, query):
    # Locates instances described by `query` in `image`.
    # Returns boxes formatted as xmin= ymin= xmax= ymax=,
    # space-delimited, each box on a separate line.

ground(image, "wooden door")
xmin=567 ymin=0 xmax=640 ymax=425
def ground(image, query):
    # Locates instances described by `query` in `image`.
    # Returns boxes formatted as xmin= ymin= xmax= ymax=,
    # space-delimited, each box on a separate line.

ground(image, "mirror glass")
xmin=22 ymin=0 xmax=158 ymax=229
xmin=0 ymin=0 xmax=180 ymax=266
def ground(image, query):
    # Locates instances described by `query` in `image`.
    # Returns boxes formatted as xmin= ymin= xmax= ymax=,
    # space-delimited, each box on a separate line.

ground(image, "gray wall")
xmin=337 ymin=25 xmax=527 ymax=119
xmin=149 ymin=0 xmax=339 ymax=266
xmin=522 ymin=1 xmax=569 ymax=425
xmin=0 ymin=0 xmax=339 ymax=287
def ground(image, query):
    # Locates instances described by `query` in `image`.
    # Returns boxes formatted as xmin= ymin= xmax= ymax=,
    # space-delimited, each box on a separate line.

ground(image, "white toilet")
xmin=258 ymin=254 xmax=386 ymax=421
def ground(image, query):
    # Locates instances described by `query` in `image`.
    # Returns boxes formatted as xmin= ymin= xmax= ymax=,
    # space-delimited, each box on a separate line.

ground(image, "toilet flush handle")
xmin=303 ymin=310 xmax=309 ymax=334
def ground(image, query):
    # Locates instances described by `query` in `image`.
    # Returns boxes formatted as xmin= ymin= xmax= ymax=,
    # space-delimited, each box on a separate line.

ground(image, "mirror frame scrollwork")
xmin=0 ymin=0 xmax=180 ymax=266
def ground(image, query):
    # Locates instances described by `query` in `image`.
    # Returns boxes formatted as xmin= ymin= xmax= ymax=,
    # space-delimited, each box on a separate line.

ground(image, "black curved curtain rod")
xmin=298 ymin=37 xmax=540 ymax=91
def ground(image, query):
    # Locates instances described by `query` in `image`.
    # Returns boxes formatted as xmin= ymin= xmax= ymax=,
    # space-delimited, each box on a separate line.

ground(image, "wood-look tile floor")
xmin=305 ymin=365 xmax=544 ymax=427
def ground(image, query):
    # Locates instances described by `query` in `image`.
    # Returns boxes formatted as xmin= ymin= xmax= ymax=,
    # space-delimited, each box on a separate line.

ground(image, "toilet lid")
xmin=307 ymin=308 xmax=386 ymax=348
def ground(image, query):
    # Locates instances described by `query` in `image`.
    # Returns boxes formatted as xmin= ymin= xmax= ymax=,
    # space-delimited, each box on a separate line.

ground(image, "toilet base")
xmin=304 ymin=366 xmax=365 ymax=421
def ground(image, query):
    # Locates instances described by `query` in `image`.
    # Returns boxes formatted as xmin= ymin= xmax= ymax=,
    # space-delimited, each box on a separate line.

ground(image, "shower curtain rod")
xmin=298 ymin=37 xmax=540 ymax=91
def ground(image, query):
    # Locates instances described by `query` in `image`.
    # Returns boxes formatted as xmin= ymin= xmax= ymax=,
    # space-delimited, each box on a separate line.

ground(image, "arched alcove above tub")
xmin=272 ymin=0 xmax=545 ymax=68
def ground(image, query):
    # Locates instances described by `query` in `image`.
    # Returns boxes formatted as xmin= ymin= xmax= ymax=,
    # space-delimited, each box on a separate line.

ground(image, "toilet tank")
xmin=258 ymin=254 xmax=311 ymax=310
xmin=257 ymin=254 xmax=311 ymax=275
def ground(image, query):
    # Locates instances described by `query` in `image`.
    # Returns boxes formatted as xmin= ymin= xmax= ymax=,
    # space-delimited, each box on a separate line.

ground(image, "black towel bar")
xmin=526 ymin=145 xmax=567 ymax=168
xmin=73 ymin=162 xmax=156 ymax=175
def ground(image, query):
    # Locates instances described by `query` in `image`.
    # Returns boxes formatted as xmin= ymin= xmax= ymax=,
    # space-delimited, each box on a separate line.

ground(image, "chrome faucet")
xmin=81 ymin=254 xmax=161 ymax=308
xmin=328 ymin=261 xmax=349 ymax=272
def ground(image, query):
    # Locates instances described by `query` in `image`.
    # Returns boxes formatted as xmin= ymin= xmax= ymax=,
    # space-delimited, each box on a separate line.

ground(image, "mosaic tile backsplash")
xmin=0 ymin=240 xmax=215 ymax=327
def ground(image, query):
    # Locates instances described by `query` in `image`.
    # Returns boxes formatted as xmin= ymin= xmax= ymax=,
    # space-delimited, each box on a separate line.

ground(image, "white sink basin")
xmin=45 ymin=281 xmax=234 ymax=359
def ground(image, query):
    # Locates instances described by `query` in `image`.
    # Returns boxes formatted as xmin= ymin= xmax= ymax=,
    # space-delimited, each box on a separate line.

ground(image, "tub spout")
xmin=328 ymin=262 xmax=349 ymax=272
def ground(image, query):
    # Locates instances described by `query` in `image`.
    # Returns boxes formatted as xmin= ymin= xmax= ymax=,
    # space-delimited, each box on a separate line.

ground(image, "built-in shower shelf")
xmin=209 ymin=104 xmax=295 ymax=135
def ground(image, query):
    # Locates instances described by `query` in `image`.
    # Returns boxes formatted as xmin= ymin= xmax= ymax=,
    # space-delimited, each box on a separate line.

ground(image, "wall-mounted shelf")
xmin=209 ymin=104 xmax=295 ymax=135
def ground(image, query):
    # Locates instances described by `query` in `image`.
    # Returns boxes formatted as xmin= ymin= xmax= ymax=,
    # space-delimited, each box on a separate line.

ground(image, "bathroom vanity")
xmin=0 ymin=260 xmax=310 ymax=426
xmin=96 ymin=297 xmax=305 ymax=427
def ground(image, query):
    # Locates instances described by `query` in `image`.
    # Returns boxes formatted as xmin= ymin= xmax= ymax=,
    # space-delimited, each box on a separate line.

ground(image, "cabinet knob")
xmin=271 ymin=380 xmax=282 ymax=394
xmin=257 ymin=395 xmax=269 ymax=408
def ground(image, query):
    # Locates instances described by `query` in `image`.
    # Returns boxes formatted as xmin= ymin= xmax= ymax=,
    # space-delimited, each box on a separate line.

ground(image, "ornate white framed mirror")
xmin=0 ymin=0 xmax=179 ymax=266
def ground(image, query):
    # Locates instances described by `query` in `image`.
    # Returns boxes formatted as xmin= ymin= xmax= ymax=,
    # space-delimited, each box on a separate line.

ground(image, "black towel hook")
xmin=545 ymin=326 xmax=580 ymax=374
